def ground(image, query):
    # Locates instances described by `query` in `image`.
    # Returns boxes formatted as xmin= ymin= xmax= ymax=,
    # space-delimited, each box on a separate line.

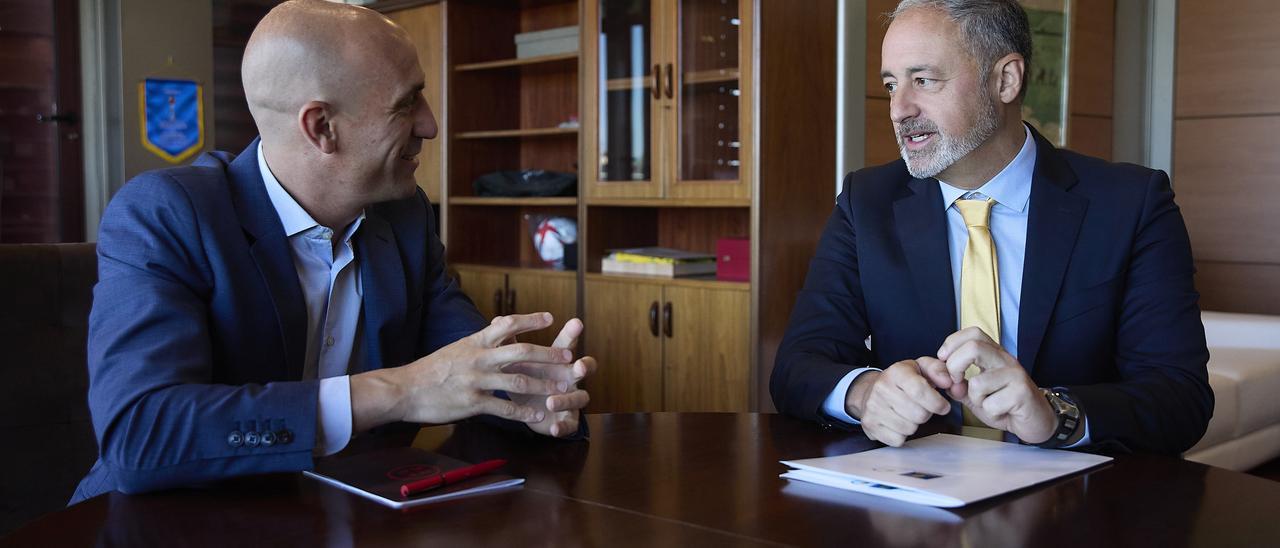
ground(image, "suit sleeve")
xmin=88 ymin=174 xmax=319 ymax=495
xmin=771 ymin=174 xmax=876 ymax=425
xmin=1067 ymin=170 xmax=1213 ymax=455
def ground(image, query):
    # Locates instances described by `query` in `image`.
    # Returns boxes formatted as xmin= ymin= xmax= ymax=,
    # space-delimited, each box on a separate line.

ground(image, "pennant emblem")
xmin=139 ymin=78 xmax=204 ymax=164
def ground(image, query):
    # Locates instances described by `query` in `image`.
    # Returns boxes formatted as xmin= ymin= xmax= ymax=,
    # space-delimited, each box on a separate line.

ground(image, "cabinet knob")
xmin=506 ymin=288 xmax=517 ymax=315
xmin=493 ymin=289 xmax=504 ymax=316
xmin=663 ymin=301 xmax=673 ymax=338
xmin=649 ymin=301 xmax=660 ymax=337
xmin=652 ymin=64 xmax=662 ymax=100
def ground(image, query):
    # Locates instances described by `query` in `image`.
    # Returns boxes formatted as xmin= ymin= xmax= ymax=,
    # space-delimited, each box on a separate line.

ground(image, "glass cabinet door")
xmin=586 ymin=0 xmax=661 ymax=199
xmin=669 ymin=0 xmax=750 ymax=200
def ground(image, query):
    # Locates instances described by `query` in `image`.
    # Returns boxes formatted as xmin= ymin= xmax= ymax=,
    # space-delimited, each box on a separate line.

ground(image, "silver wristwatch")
xmin=1035 ymin=388 xmax=1082 ymax=448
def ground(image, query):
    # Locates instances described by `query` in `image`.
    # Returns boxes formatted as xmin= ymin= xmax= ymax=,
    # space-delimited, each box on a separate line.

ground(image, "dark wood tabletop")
xmin=5 ymin=413 xmax=1280 ymax=547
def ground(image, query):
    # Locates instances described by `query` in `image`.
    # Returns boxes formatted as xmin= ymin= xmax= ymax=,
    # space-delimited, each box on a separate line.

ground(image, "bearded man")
xmin=770 ymin=0 xmax=1211 ymax=456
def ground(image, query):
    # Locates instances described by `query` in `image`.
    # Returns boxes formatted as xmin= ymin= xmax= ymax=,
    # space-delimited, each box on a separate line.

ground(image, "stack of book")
xmin=601 ymin=247 xmax=716 ymax=278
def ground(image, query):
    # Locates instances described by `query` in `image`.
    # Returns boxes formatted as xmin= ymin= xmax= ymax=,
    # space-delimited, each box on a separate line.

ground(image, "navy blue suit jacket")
xmin=72 ymin=140 xmax=488 ymax=502
xmin=771 ymin=129 xmax=1212 ymax=456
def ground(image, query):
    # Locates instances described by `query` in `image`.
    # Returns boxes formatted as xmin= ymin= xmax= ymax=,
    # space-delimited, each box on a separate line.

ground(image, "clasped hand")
xmin=354 ymin=312 xmax=597 ymax=438
xmin=847 ymin=327 xmax=1054 ymax=447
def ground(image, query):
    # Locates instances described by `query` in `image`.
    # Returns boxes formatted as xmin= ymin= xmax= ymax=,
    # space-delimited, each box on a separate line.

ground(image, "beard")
xmin=895 ymin=94 xmax=999 ymax=180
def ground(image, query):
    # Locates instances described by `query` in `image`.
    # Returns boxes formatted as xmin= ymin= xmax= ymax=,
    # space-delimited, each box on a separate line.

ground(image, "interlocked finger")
xmin=476 ymin=396 xmax=545 ymax=423
xmin=483 ymin=342 xmax=573 ymax=369
xmin=479 ymin=371 xmax=560 ymax=396
xmin=477 ymin=313 xmax=555 ymax=348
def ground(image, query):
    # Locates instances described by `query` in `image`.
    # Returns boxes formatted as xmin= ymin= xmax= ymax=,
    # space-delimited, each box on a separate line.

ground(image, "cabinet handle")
xmin=664 ymin=63 xmax=674 ymax=99
xmin=506 ymin=288 xmax=517 ymax=315
xmin=652 ymin=64 xmax=662 ymax=99
xmin=493 ymin=289 xmax=504 ymax=316
xmin=663 ymin=301 xmax=673 ymax=338
xmin=649 ymin=301 xmax=660 ymax=337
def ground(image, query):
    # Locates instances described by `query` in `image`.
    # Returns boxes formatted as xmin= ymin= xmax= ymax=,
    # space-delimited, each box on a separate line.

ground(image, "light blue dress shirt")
xmin=259 ymin=143 xmax=363 ymax=456
xmin=821 ymin=127 xmax=1090 ymax=445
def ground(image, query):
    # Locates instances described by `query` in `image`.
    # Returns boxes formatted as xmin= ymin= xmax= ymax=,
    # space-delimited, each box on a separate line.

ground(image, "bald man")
xmin=71 ymin=0 xmax=596 ymax=503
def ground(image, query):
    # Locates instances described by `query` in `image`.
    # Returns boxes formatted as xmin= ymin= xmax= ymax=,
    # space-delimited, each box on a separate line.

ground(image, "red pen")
xmin=399 ymin=458 xmax=507 ymax=498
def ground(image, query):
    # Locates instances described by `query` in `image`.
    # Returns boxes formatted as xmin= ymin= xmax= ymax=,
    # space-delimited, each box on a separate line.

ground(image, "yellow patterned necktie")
xmin=955 ymin=198 xmax=1001 ymax=436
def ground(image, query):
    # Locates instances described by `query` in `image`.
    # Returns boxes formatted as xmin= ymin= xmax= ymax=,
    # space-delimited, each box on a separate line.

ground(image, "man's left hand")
xmin=929 ymin=327 xmax=1056 ymax=444
xmin=503 ymin=317 xmax=596 ymax=438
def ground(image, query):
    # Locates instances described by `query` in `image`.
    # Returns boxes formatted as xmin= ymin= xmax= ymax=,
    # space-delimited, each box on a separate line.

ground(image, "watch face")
xmin=1044 ymin=390 xmax=1079 ymax=417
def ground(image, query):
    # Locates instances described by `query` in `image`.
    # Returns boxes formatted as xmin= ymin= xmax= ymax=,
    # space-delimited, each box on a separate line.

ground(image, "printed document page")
xmin=780 ymin=434 xmax=1112 ymax=508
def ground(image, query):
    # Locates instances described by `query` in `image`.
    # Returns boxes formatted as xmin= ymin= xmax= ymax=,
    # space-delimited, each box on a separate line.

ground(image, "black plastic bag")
xmin=473 ymin=170 xmax=577 ymax=197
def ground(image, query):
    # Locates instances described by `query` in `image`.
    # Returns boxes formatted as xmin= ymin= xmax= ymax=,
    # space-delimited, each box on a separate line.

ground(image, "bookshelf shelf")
xmin=455 ymin=127 xmax=579 ymax=139
xmin=454 ymin=52 xmax=578 ymax=72
xmin=585 ymin=272 xmax=748 ymax=291
xmin=449 ymin=197 xmax=577 ymax=206
xmin=586 ymin=198 xmax=749 ymax=208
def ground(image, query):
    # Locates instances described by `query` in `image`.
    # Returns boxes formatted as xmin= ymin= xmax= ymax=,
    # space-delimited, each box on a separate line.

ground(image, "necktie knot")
xmin=956 ymin=198 xmax=994 ymax=228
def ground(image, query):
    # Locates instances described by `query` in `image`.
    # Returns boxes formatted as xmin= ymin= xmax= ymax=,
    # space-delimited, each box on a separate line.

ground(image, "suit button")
xmin=227 ymin=431 xmax=244 ymax=447
xmin=261 ymin=430 xmax=277 ymax=447
xmin=277 ymin=430 xmax=294 ymax=445
xmin=245 ymin=431 xmax=261 ymax=447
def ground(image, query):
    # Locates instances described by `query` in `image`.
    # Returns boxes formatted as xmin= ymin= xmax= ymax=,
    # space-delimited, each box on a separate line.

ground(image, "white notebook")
xmin=780 ymin=433 xmax=1112 ymax=508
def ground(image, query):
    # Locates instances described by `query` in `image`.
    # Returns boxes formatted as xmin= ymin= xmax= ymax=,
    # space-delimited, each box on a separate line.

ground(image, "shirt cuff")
xmin=316 ymin=375 xmax=353 ymax=456
xmin=821 ymin=367 xmax=882 ymax=425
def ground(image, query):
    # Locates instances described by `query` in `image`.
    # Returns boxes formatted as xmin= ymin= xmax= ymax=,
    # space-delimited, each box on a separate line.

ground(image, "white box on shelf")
xmin=514 ymin=26 xmax=579 ymax=59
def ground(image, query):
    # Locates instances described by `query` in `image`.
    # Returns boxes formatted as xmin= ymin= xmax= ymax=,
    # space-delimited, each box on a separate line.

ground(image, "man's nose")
xmin=889 ymin=86 xmax=920 ymax=125
xmin=415 ymin=96 xmax=438 ymax=140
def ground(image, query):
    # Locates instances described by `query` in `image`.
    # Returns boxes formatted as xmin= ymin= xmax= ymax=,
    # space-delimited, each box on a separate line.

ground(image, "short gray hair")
xmin=890 ymin=0 xmax=1032 ymax=98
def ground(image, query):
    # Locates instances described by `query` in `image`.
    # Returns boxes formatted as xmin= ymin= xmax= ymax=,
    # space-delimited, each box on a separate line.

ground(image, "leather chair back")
xmin=0 ymin=243 xmax=98 ymax=535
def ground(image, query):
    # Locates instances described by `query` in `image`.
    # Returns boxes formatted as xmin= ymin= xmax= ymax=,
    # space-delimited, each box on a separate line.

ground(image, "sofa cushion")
xmin=1207 ymin=347 xmax=1280 ymax=437
xmin=1203 ymin=311 xmax=1280 ymax=350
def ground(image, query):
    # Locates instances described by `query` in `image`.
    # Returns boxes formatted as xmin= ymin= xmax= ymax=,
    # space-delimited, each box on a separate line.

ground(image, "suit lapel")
xmin=893 ymin=177 xmax=957 ymax=348
xmin=228 ymin=138 xmax=308 ymax=380
xmin=357 ymin=213 xmax=406 ymax=373
xmin=1017 ymin=131 xmax=1087 ymax=375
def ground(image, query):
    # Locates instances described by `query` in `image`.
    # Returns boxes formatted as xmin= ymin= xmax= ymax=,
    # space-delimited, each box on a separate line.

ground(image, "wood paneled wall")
xmin=1175 ymin=1 xmax=1280 ymax=314
xmin=862 ymin=0 xmax=1114 ymax=168
xmin=865 ymin=0 xmax=897 ymax=166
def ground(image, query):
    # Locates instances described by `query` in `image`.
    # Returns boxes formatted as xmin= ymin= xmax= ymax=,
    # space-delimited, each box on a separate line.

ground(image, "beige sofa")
xmin=1184 ymin=311 xmax=1280 ymax=471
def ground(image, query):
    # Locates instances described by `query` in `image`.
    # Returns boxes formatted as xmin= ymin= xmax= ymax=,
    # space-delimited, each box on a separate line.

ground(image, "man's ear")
xmin=298 ymin=100 xmax=338 ymax=154
xmin=993 ymin=53 xmax=1025 ymax=104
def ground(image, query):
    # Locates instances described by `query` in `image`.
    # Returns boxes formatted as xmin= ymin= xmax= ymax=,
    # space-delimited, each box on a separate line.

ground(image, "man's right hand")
xmin=846 ymin=360 xmax=952 ymax=447
xmin=351 ymin=313 xmax=574 ymax=431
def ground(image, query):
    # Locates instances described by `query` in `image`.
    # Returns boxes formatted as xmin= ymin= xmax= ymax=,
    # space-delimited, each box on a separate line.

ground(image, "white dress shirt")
xmin=258 ymin=143 xmax=363 ymax=456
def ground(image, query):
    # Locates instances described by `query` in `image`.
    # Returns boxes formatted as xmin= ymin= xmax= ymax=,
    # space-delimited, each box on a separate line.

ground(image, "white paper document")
xmin=780 ymin=433 xmax=1112 ymax=508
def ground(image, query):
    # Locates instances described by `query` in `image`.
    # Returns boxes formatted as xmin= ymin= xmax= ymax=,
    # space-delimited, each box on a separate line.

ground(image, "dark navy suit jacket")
xmin=72 ymin=140 xmax=488 ymax=502
xmin=771 ymin=129 xmax=1213 ymax=456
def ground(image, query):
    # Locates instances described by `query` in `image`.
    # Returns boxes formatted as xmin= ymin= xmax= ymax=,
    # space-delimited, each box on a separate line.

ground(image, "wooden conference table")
xmin=4 ymin=413 xmax=1279 ymax=547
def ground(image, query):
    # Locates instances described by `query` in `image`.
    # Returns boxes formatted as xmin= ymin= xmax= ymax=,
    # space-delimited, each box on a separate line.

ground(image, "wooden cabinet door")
xmin=665 ymin=0 xmax=752 ymax=201
xmin=506 ymin=271 xmax=577 ymax=348
xmin=454 ymin=266 xmax=507 ymax=321
xmin=386 ymin=3 xmax=445 ymax=205
xmin=585 ymin=278 xmax=664 ymax=412
xmin=662 ymin=284 xmax=750 ymax=411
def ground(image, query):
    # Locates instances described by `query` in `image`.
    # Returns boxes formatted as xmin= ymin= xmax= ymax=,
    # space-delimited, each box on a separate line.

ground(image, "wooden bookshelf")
xmin=384 ymin=0 xmax=838 ymax=415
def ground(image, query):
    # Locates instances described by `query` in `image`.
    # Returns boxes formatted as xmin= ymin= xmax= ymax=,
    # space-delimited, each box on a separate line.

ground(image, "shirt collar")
xmin=257 ymin=141 xmax=365 ymax=241
xmin=937 ymin=125 xmax=1035 ymax=213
